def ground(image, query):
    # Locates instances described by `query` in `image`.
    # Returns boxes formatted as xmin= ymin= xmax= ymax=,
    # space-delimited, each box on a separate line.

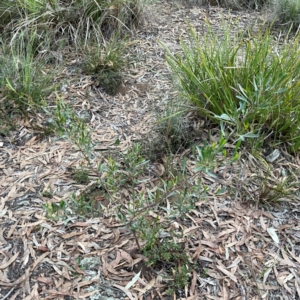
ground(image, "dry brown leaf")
xmin=113 ymin=283 xmax=136 ymax=300
xmin=110 ymin=251 xmax=121 ymax=269
xmin=218 ymin=228 xmax=236 ymax=238
xmin=36 ymin=246 xmax=49 ymax=252
xmin=200 ymin=240 xmax=218 ymax=249
xmin=6 ymin=221 xmax=19 ymax=238
xmin=36 ymin=276 xmax=53 ymax=284
xmin=61 ymin=231 xmax=86 ymax=239
xmin=183 ymin=226 xmax=201 ymax=235
xmin=0 ymin=252 xmax=19 ymax=270
xmin=31 ymin=251 xmax=50 ymax=271
xmin=118 ymin=249 xmax=133 ymax=265
xmin=78 ymin=278 xmax=99 ymax=288
xmin=222 ymin=280 xmax=230 ymax=300
xmin=192 ymin=242 xmax=203 ymax=261
xmin=216 ymin=265 xmax=237 ymax=283
xmin=190 ymin=269 xmax=197 ymax=295
xmin=137 ymin=278 xmax=155 ymax=297
xmin=77 ymin=289 xmax=101 ymax=298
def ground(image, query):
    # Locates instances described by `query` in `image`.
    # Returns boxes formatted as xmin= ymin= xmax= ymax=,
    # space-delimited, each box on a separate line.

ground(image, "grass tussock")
xmin=0 ymin=0 xmax=143 ymax=47
xmin=81 ymin=32 xmax=129 ymax=94
xmin=0 ymin=31 xmax=53 ymax=119
xmin=163 ymin=23 xmax=300 ymax=152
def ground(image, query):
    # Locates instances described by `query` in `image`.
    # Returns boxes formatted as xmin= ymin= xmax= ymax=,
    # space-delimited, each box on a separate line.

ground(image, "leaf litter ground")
xmin=0 ymin=1 xmax=300 ymax=299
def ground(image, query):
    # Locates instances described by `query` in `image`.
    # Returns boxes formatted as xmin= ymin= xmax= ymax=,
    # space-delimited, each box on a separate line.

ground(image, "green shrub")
xmin=72 ymin=168 xmax=91 ymax=184
xmin=164 ymin=24 xmax=300 ymax=152
xmin=143 ymin=239 xmax=191 ymax=295
xmin=273 ymin=0 xmax=300 ymax=29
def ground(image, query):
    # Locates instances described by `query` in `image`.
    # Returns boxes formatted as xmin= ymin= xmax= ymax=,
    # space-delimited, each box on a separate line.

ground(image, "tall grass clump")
xmin=273 ymin=0 xmax=300 ymax=30
xmin=0 ymin=0 xmax=143 ymax=47
xmin=82 ymin=32 xmax=129 ymax=94
xmin=0 ymin=31 xmax=53 ymax=117
xmin=163 ymin=24 xmax=300 ymax=152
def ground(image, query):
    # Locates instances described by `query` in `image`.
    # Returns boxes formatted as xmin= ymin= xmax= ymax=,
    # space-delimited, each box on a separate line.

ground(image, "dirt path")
xmin=1 ymin=1 xmax=300 ymax=299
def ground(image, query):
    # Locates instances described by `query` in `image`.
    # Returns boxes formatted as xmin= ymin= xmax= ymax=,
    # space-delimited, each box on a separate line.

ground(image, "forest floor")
xmin=0 ymin=1 xmax=300 ymax=299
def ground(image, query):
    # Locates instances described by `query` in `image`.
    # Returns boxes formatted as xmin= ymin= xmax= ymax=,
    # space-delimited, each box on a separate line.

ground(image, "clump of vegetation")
xmin=2 ymin=0 xmax=297 ymax=296
xmin=82 ymin=33 xmax=129 ymax=94
xmin=0 ymin=0 xmax=142 ymax=46
xmin=272 ymin=0 xmax=300 ymax=30
xmin=164 ymin=24 xmax=300 ymax=152
xmin=211 ymin=0 xmax=268 ymax=9
xmin=42 ymin=199 xmax=67 ymax=221
xmin=44 ymin=193 xmax=103 ymax=220
xmin=0 ymin=31 xmax=53 ymax=118
xmin=48 ymin=99 xmax=216 ymax=291
xmin=70 ymin=193 xmax=98 ymax=217
xmin=143 ymin=239 xmax=192 ymax=295
xmin=72 ymin=167 xmax=91 ymax=184
xmin=147 ymin=103 xmax=196 ymax=160
xmin=0 ymin=0 xmax=139 ymax=119
xmin=54 ymin=98 xmax=95 ymax=163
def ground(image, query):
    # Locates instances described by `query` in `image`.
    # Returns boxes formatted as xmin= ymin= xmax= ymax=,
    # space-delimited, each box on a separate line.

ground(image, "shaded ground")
xmin=1 ymin=1 xmax=300 ymax=299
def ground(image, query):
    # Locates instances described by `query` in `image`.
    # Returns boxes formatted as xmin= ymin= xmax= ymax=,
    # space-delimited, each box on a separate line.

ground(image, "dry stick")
xmin=0 ymin=287 xmax=15 ymax=300
xmin=132 ymin=229 xmax=141 ymax=250
xmin=236 ymin=283 xmax=246 ymax=300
